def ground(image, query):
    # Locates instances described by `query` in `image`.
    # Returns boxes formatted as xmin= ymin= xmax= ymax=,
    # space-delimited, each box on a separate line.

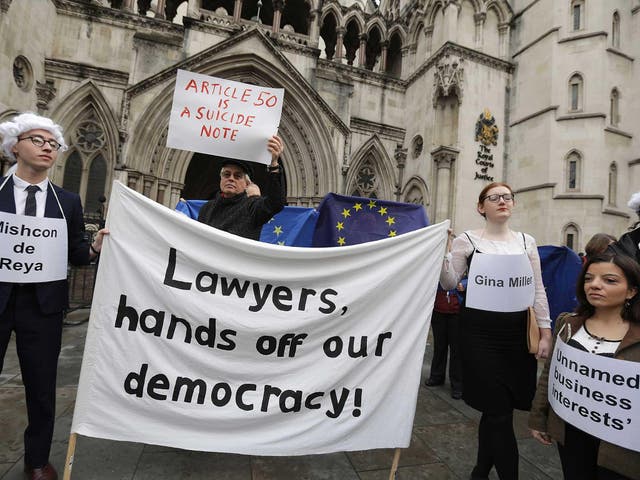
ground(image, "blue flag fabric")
xmin=175 ymin=200 xmax=318 ymax=246
xmin=311 ymin=193 xmax=429 ymax=247
xmin=538 ymin=245 xmax=583 ymax=327
xmin=175 ymin=199 xmax=206 ymax=219
xmin=260 ymin=206 xmax=318 ymax=247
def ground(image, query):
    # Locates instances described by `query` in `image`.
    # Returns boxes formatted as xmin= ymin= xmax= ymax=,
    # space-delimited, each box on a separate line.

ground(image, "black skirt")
xmin=460 ymin=306 xmax=537 ymax=414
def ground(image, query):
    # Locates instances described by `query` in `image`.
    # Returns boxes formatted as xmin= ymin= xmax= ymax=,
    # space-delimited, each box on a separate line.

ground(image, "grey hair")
xmin=0 ymin=112 xmax=68 ymax=162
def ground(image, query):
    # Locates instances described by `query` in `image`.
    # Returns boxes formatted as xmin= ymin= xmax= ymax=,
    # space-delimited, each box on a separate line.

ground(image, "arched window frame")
xmin=608 ymin=162 xmax=618 ymax=207
xmin=563 ymin=223 xmax=580 ymax=251
xmin=568 ymin=73 xmax=584 ymax=112
xmin=610 ymin=87 xmax=620 ymax=127
xmin=570 ymin=0 xmax=585 ymax=32
xmin=612 ymin=11 xmax=621 ymax=48
xmin=565 ymin=150 xmax=582 ymax=192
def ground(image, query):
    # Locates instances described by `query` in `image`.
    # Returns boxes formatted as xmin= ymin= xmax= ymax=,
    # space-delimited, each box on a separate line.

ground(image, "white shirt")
xmin=440 ymin=230 xmax=552 ymax=328
xmin=12 ymin=174 xmax=49 ymax=217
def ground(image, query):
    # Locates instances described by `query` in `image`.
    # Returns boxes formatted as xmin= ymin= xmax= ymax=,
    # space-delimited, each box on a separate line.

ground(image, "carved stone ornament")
xmin=432 ymin=54 xmax=464 ymax=106
xmin=75 ymin=119 xmax=106 ymax=153
xmin=36 ymin=80 xmax=57 ymax=111
xmin=13 ymin=55 xmax=33 ymax=91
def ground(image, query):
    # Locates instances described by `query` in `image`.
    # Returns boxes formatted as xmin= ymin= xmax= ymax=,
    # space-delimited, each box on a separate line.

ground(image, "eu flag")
xmin=311 ymin=193 xmax=429 ymax=247
xmin=261 ymin=207 xmax=318 ymax=247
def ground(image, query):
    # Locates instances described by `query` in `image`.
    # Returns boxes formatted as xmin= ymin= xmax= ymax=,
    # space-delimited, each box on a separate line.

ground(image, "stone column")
xmin=335 ymin=27 xmax=345 ymax=62
xmin=379 ymin=40 xmax=389 ymax=73
xmin=425 ymin=25 xmax=434 ymax=57
xmin=155 ymin=0 xmax=166 ymax=19
xmin=431 ymin=145 xmax=459 ymax=223
xmin=443 ymin=1 xmax=460 ymax=45
xmin=233 ymin=0 xmax=242 ymax=21
xmin=394 ymin=144 xmax=407 ymax=201
xmin=358 ymin=33 xmax=368 ymax=68
xmin=122 ymin=0 xmax=135 ymax=12
xmin=474 ymin=12 xmax=486 ymax=50
xmin=498 ymin=23 xmax=510 ymax=59
xmin=272 ymin=0 xmax=285 ymax=34
xmin=308 ymin=6 xmax=321 ymax=45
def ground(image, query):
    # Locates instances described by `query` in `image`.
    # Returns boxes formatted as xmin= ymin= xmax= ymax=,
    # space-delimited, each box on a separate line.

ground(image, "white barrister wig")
xmin=628 ymin=192 xmax=640 ymax=214
xmin=0 ymin=112 xmax=67 ymax=161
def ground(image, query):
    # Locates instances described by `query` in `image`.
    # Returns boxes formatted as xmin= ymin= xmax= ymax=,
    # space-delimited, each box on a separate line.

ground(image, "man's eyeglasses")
xmin=482 ymin=193 xmax=514 ymax=203
xmin=221 ymin=170 xmax=246 ymax=180
xmin=17 ymin=135 xmax=62 ymax=151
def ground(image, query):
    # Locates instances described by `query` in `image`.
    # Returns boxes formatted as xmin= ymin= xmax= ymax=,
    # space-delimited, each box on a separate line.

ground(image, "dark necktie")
xmin=24 ymin=185 xmax=40 ymax=216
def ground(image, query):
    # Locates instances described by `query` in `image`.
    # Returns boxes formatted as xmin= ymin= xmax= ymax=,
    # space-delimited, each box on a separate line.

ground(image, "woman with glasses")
xmin=529 ymin=252 xmax=640 ymax=479
xmin=440 ymin=182 xmax=552 ymax=480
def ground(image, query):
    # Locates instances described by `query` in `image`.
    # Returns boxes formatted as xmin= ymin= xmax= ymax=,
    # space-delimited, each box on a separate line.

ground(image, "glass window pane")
xmin=63 ymin=152 xmax=82 ymax=194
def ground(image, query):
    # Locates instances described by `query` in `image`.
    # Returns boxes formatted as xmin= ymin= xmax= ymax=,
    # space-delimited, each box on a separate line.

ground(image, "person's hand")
xmin=246 ymin=182 xmax=261 ymax=197
xmin=91 ymin=228 xmax=110 ymax=255
xmin=446 ymin=228 xmax=455 ymax=252
xmin=267 ymin=135 xmax=284 ymax=165
xmin=456 ymin=282 xmax=465 ymax=292
xmin=530 ymin=429 xmax=552 ymax=446
xmin=536 ymin=329 xmax=552 ymax=360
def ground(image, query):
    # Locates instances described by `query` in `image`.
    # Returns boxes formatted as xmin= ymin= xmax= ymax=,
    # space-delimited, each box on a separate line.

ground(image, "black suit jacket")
xmin=0 ymin=176 xmax=90 ymax=314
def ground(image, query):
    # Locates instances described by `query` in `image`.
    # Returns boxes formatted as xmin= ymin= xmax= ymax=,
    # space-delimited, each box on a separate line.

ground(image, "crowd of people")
xmin=427 ymin=181 xmax=640 ymax=479
xmin=1 ymin=111 xmax=639 ymax=480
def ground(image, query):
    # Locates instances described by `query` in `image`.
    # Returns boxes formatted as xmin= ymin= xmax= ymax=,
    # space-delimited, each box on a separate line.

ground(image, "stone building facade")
xmin=1 ymin=0 xmax=638 ymax=249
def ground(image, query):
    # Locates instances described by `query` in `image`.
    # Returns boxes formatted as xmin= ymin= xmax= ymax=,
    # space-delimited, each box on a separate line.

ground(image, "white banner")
xmin=167 ymin=70 xmax=284 ymax=165
xmin=549 ymin=336 xmax=640 ymax=452
xmin=72 ymin=181 xmax=448 ymax=455
xmin=0 ymin=211 xmax=68 ymax=283
xmin=465 ymin=252 xmax=534 ymax=312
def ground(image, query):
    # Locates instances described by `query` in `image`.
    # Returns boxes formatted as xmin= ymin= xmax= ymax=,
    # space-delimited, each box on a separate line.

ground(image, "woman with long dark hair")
xmin=440 ymin=182 xmax=552 ymax=479
xmin=529 ymin=253 xmax=640 ymax=479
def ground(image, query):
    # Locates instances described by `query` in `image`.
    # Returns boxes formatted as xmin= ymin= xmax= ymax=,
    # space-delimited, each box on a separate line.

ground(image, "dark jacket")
xmin=198 ymin=167 xmax=286 ymax=240
xmin=611 ymin=226 xmax=640 ymax=264
xmin=528 ymin=313 xmax=640 ymax=479
xmin=0 ymin=175 xmax=91 ymax=314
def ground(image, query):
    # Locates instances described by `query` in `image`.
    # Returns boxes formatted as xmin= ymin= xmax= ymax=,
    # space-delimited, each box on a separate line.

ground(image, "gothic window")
xmin=608 ymin=162 xmax=617 ymax=206
xmin=571 ymin=0 xmax=584 ymax=31
xmin=202 ymin=0 xmax=234 ymax=16
xmin=86 ymin=155 xmax=107 ymax=215
xmin=411 ymin=135 xmax=424 ymax=159
xmin=63 ymin=151 xmax=83 ymax=195
xmin=319 ymin=12 xmax=338 ymax=60
xmin=343 ymin=19 xmax=361 ymax=67
xmin=568 ymin=73 xmax=583 ymax=112
xmin=351 ymin=159 xmax=379 ymax=198
xmin=385 ymin=32 xmax=403 ymax=77
xmin=404 ymin=186 xmax=424 ymax=205
xmin=364 ymin=26 xmax=382 ymax=71
xmin=612 ymin=11 xmax=620 ymax=48
xmin=610 ymin=88 xmax=620 ymax=127
xmin=241 ymin=0 xmax=273 ymax=25
xmin=563 ymin=224 xmax=579 ymax=251
xmin=281 ymin=0 xmax=310 ymax=34
xmin=566 ymin=151 xmax=581 ymax=191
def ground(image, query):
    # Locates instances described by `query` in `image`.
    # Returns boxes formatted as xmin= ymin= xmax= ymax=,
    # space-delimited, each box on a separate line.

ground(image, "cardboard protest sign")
xmin=167 ymin=70 xmax=284 ymax=165
xmin=0 ymin=211 xmax=67 ymax=282
xmin=549 ymin=336 xmax=640 ymax=452
xmin=72 ymin=181 xmax=448 ymax=455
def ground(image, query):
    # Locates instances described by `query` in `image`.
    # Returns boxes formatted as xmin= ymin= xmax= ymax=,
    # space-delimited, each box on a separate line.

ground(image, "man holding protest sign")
xmin=0 ymin=112 xmax=108 ymax=480
xmin=197 ymin=134 xmax=286 ymax=240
